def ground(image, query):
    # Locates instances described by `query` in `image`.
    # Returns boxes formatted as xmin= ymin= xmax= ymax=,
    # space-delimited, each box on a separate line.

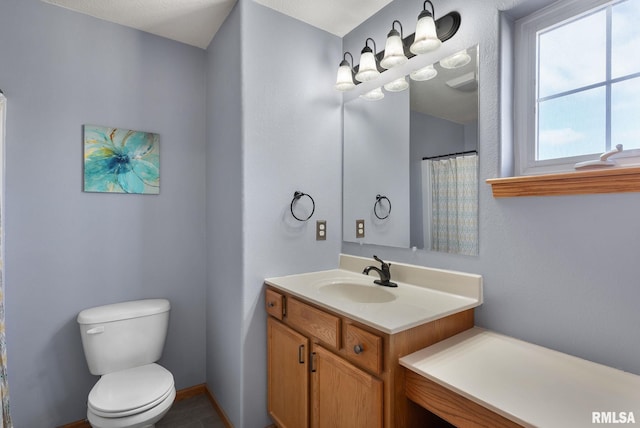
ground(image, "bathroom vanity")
xmin=264 ymin=255 xmax=482 ymax=428
xmin=400 ymin=327 xmax=640 ymax=427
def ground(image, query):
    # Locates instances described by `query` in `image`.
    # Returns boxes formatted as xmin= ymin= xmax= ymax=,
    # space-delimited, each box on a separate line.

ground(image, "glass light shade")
xmin=359 ymin=87 xmax=385 ymax=101
xmin=410 ymin=64 xmax=438 ymax=81
xmin=439 ymin=49 xmax=471 ymax=69
xmin=335 ymin=63 xmax=355 ymax=91
xmin=355 ymin=50 xmax=380 ymax=82
xmin=410 ymin=13 xmax=441 ymax=54
xmin=384 ymin=76 xmax=409 ymax=92
xmin=380 ymin=31 xmax=408 ymax=69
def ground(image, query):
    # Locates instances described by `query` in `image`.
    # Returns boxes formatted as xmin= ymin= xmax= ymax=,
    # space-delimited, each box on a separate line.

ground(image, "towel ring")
xmin=374 ymin=194 xmax=391 ymax=220
xmin=290 ymin=191 xmax=315 ymax=222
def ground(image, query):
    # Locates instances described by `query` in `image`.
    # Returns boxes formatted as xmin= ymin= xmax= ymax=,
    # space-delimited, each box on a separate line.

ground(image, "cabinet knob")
xmin=353 ymin=344 xmax=364 ymax=354
xmin=268 ymin=301 xmax=275 ymax=308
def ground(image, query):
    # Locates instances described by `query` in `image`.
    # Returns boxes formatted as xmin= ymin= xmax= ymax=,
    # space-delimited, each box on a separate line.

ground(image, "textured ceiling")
xmin=41 ymin=0 xmax=556 ymax=49
xmin=254 ymin=0 xmax=392 ymax=37
xmin=41 ymin=0 xmax=238 ymax=49
xmin=41 ymin=0 xmax=392 ymax=49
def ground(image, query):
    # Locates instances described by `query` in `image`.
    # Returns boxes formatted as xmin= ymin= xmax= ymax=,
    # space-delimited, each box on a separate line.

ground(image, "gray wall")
xmin=0 ymin=0 xmax=342 ymax=426
xmin=0 ymin=0 xmax=208 ymax=425
xmin=240 ymin=2 xmax=342 ymax=426
xmin=5 ymin=0 xmax=636 ymax=426
xmin=205 ymin=1 xmax=343 ymax=426
xmin=344 ymin=0 xmax=640 ymax=376
xmin=344 ymin=92 xmax=410 ymax=247
xmin=205 ymin=2 xmax=244 ymax=425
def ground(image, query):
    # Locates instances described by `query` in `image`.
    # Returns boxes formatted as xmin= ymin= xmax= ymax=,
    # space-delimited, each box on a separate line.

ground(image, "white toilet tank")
xmin=77 ymin=299 xmax=170 ymax=375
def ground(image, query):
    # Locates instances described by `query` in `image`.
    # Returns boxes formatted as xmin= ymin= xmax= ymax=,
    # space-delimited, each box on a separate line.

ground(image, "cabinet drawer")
xmin=345 ymin=323 xmax=383 ymax=374
xmin=287 ymin=298 xmax=340 ymax=349
xmin=265 ymin=288 xmax=285 ymax=320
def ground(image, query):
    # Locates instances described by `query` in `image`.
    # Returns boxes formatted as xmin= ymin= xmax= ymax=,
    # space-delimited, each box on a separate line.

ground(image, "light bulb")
xmin=384 ymin=76 xmax=409 ymax=92
xmin=360 ymin=87 xmax=385 ymax=101
xmin=335 ymin=61 xmax=355 ymax=91
xmin=439 ymin=49 xmax=471 ymax=69
xmin=380 ymin=24 xmax=408 ymax=69
xmin=410 ymin=2 xmax=441 ymax=55
xmin=355 ymin=39 xmax=381 ymax=82
xmin=410 ymin=64 xmax=438 ymax=81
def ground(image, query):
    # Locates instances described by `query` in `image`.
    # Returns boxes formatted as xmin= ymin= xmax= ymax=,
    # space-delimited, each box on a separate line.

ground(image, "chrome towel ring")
xmin=374 ymin=194 xmax=391 ymax=220
xmin=290 ymin=191 xmax=315 ymax=221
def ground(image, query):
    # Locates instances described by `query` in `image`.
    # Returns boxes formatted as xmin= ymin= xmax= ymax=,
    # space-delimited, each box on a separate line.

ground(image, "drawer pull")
xmin=354 ymin=344 xmax=364 ymax=354
xmin=298 ymin=344 xmax=305 ymax=364
xmin=268 ymin=301 xmax=276 ymax=308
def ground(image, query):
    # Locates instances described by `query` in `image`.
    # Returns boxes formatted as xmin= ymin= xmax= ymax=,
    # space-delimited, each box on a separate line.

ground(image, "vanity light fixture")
xmin=334 ymin=1 xmax=461 ymax=91
xmin=410 ymin=64 xmax=438 ymax=81
xmin=355 ymin=38 xmax=381 ymax=82
xmin=380 ymin=20 xmax=408 ymax=69
xmin=439 ymin=49 xmax=471 ymax=69
xmin=410 ymin=1 xmax=441 ymax=55
xmin=335 ymin=52 xmax=356 ymax=91
xmin=384 ymin=76 xmax=409 ymax=92
xmin=360 ymin=87 xmax=385 ymax=101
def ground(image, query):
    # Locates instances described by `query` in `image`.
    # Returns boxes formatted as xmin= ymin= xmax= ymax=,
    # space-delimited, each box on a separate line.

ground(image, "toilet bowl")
xmin=86 ymin=364 xmax=175 ymax=428
xmin=77 ymin=299 xmax=174 ymax=428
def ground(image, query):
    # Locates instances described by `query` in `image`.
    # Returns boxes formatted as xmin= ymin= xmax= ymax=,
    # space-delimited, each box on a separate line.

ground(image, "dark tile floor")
xmin=156 ymin=394 xmax=226 ymax=428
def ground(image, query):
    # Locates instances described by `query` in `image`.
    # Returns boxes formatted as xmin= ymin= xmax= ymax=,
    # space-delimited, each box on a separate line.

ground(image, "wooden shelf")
xmin=486 ymin=166 xmax=640 ymax=197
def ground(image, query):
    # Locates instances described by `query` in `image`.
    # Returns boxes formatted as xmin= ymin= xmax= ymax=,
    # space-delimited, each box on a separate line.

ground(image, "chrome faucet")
xmin=363 ymin=255 xmax=398 ymax=287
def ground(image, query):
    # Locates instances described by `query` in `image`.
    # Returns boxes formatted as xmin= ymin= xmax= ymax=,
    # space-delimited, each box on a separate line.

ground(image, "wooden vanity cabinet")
xmin=265 ymin=285 xmax=473 ymax=428
xmin=267 ymin=317 xmax=309 ymax=428
xmin=312 ymin=343 xmax=383 ymax=428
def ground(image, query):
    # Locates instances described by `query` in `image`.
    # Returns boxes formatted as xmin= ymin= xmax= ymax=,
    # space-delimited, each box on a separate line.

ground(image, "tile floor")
xmin=156 ymin=394 xmax=226 ymax=428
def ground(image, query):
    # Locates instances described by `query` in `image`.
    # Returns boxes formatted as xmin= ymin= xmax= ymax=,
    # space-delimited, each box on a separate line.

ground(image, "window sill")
xmin=486 ymin=166 xmax=640 ymax=197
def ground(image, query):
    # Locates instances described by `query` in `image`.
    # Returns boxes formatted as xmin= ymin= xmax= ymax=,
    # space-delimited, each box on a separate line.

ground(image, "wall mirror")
xmin=343 ymin=44 xmax=479 ymax=255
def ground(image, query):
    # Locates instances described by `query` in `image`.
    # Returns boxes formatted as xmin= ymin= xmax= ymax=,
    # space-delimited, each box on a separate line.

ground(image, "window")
xmin=515 ymin=0 xmax=640 ymax=175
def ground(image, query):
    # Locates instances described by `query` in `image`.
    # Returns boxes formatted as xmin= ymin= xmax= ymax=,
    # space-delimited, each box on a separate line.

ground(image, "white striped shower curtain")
xmin=422 ymin=154 xmax=478 ymax=256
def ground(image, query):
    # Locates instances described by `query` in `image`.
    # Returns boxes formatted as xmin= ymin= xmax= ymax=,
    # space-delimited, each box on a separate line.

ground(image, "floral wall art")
xmin=83 ymin=125 xmax=160 ymax=194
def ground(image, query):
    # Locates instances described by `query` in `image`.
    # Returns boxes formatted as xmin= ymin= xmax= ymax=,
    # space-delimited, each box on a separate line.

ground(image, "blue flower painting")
xmin=84 ymin=125 xmax=160 ymax=194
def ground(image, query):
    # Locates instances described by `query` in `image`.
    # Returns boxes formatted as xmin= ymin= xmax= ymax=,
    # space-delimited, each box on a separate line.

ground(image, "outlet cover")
xmin=316 ymin=220 xmax=327 ymax=241
xmin=356 ymin=219 xmax=365 ymax=238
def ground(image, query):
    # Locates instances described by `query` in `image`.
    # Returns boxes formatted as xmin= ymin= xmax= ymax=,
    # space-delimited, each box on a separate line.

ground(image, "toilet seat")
xmin=87 ymin=387 xmax=175 ymax=428
xmin=88 ymin=363 xmax=174 ymax=418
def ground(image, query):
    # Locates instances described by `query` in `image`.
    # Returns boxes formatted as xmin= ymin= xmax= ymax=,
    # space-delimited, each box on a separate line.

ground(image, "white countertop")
xmin=265 ymin=256 xmax=482 ymax=334
xmin=400 ymin=327 xmax=640 ymax=427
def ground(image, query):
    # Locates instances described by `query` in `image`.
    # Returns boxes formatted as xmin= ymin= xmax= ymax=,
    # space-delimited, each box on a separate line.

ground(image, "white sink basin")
xmin=318 ymin=282 xmax=397 ymax=303
xmin=265 ymin=257 xmax=483 ymax=333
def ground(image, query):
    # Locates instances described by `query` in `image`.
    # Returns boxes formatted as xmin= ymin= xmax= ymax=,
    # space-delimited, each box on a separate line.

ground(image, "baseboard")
xmin=175 ymin=383 xmax=207 ymax=401
xmin=59 ymin=421 xmax=91 ymax=428
xmin=204 ymin=386 xmax=234 ymax=428
xmin=59 ymin=383 xmax=233 ymax=428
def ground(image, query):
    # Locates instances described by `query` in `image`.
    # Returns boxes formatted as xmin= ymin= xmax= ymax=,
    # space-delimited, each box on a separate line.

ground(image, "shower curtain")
xmin=423 ymin=154 xmax=478 ymax=256
xmin=0 ymin=92 xmax=12 ymax=427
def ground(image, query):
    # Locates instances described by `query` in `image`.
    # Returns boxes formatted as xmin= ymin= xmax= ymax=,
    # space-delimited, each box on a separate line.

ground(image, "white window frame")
xmin=514 ymin=0 xmax=640 ymax=176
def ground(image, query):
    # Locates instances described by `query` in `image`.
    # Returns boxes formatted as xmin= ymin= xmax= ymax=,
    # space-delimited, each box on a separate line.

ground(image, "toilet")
xmin=77 ymin=299 xmax=176 ymax=428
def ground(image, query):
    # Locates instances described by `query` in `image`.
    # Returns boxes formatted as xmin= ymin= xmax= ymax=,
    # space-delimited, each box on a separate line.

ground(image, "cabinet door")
xmin=311 ymin=344 xmax=383 ymax=428
xmin=268 ymin=317 xmax=309 ymax=428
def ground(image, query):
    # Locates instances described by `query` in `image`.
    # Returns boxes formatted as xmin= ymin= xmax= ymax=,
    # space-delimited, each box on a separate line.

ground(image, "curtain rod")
xmin=423 ymin=150 xmax=477 ymax=161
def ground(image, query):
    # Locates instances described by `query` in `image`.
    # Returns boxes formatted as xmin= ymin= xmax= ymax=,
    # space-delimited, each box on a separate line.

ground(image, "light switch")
xmin=356 ymin=219 xmax=365 ymax=238
xmin=316 ymin=220 xmax=326 ymax=241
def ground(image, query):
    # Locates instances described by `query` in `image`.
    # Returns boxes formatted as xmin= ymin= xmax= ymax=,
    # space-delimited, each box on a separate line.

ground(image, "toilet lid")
xmin=88 ymin=363 xmax=174 ymax=417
